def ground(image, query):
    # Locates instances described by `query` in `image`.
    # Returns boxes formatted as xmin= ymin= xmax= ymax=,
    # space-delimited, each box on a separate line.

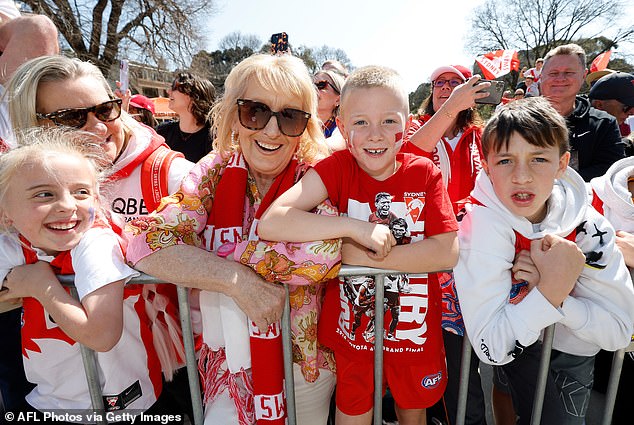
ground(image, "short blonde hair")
xmin=211 ymin=54 xmax=326 ymax=164
xmin=544 ymin=44 xmax=586 ymax=71
xmin=339 ymin=65 xmax=409 ymax=117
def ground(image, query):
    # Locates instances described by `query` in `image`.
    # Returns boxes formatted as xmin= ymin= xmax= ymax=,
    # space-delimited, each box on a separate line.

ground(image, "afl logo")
xmin=422 ymin=372 xmax=443 ymax=389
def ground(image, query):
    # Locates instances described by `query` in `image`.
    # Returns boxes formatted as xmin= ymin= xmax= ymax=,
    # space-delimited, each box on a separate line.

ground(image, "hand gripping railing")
xmin=61 ymin=268 xmax=629 ymax=425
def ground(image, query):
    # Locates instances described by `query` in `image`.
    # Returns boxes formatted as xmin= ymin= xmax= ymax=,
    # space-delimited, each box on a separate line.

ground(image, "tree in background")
xmin=219 ymin=31 xmax=262 ymax=52
xmin=190 ymin=34 xmax=353 ymax=91
xmin=21 ymin=0 xmax=214 ymax=76
xmin=294 ymin=45 xmax=352 ymax=74
xmin=467 ymin=0 xmax=634 ymax=69
xmin=189 ymin=31 xmax=262 ymax=89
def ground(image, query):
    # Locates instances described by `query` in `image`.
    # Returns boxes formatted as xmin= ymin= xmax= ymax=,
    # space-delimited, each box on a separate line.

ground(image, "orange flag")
xmin=475 ymin=50 xmax=520 ymax=80
xmin=590 ymin=51 xmax=612 ymax=73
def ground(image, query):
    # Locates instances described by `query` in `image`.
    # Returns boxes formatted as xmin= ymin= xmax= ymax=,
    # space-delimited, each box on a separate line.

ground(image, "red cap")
xmin=129 ymin=94 xmax=155 ymax=115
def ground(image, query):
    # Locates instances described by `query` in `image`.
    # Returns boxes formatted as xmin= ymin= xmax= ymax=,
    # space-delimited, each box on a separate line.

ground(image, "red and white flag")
xmin=475 ymin=50 xmax=520 ymax=80
xmin=590 ymin=51 xmax=612 ymax=73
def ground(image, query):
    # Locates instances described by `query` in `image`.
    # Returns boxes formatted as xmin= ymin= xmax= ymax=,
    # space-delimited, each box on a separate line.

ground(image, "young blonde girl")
xmin=0 ymin=127 xmax=162 ymax=420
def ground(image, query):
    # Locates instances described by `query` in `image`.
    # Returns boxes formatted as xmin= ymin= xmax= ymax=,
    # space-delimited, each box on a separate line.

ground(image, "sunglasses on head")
xmin=171 ymin=80 xmax=184 ymax=92
xmin=36 ymin=99 xmax=122 ymax=129
xmin=236 ymin=99 xmax=310 ymax=137
xmin=315 ymin=80 xmax=339 ymax=94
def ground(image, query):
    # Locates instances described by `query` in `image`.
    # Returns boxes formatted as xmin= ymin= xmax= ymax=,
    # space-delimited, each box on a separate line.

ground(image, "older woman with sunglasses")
xmin=314 ymin=69 xmax=346 ymax=151
xmin=125 ymin=53 xmax=339 ymax=425
xmin=6 ymin=55 xmax=196 ymax=419
xmin=402 ymin=65 xmax=489 ymax=425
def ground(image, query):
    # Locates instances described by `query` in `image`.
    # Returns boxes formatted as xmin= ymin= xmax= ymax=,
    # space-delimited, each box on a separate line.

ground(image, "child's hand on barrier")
xmin=0 ymin=261 xmax=58 ymax=302
xmin=354 ymin=221 xmax=396 ymax=259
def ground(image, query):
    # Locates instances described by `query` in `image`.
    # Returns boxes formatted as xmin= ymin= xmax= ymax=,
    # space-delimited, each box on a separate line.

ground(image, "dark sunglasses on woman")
xmin=236 ymin=99 xmax=310 ymax=137
xmin=315 ymin=80 xmax=340 ymax=94
xmin=36 ymin=99 xmax=123 ymax=129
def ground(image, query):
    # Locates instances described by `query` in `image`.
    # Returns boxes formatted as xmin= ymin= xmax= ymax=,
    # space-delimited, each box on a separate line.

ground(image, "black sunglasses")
xmin=315 ymin=80 xmax=340 ymax=94
xmin=236 ymin=99 xmax=310 ymax=137
xmin=36 ymin=99 xmax=122 ymax=129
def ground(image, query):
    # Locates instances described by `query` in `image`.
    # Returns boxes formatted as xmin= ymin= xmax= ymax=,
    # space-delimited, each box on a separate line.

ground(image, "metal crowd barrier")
xmin=61 ymin=267 xmax=631 ymax=425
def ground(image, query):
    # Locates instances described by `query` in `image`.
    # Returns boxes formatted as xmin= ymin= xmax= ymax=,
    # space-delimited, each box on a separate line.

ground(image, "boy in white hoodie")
xmin=455 ymin=97 xmax=634 ymax=425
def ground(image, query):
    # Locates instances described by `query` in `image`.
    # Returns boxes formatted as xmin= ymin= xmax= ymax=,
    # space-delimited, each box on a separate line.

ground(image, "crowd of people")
xmin=0 ymin=5 xmax=634 ymax=425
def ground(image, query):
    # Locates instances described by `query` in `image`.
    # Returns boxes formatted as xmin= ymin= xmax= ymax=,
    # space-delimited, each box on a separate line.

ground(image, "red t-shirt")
xmin=314 ymin=150 xmax=457 ymax=365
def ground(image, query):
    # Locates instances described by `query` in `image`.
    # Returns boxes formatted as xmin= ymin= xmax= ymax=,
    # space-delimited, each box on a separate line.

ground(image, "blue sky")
xmin=203 ymin=0 xmax=634 ymax=93
xmin=203 ymin=0 xmax=486 ymax=92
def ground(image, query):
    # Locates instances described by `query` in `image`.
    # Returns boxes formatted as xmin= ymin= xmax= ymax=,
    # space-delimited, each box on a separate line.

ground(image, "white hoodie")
xmin=455 ymin=167 xmax=634 ymax=365
xmin=590 ymin=157 xmax=634 ymax=233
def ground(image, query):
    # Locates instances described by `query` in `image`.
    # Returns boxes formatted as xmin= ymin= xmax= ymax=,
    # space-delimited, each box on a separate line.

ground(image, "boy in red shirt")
xmin=259 ymin=65 xmax=458 ymax=425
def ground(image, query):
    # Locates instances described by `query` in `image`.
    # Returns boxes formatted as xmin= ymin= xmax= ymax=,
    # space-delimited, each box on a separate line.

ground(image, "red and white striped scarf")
xmin=200 ymin=152 xmax=299 ymax=424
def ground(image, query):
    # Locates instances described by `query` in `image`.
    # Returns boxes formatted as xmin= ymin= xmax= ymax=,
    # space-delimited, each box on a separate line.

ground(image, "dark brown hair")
xmin=481 ymin=97 xmax=569 ymax=158
xmin=172 ymin=72 xmax=216 ymax=126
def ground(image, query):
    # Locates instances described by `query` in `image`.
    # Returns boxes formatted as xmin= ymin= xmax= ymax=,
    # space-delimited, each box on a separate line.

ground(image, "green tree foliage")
xmin=190 ymin=46 xmax=255 ymax=90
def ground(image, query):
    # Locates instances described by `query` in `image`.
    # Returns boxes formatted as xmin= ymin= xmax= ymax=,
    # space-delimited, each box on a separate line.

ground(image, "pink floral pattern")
xmin=126 ymin=152 xmax=339 ymax=381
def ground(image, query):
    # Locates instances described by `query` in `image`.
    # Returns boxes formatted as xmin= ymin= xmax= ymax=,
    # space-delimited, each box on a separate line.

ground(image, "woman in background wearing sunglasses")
xmin=125 ymin=53 xmax=339 ymax=425
xmin=6 ymin=55 xmax=196 ymax=421
xmin=313 ymin=69 xmax=346 ymax=152
xmin=157 ymin=72 xmax=216 ymax=163
xmin=401 ymin=65 xmax=489 ymax=425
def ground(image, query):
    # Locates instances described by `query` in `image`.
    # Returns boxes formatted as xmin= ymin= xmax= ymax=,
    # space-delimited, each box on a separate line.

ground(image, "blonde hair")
xmin=340 ymin=65 xmax=409 ymax=116
xmin=0 ymin=127 xmax=110 ymax=230
xmin=5 ymin=55 xmax=138 ymax=137
xmin=544 ymin=44 xmax=587 ymax=71
xmin=211 ymin=54 xmax=327 ymax=164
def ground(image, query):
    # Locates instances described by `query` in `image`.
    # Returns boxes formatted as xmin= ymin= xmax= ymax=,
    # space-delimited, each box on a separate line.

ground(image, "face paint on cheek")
xmin=88 ymin=207 xmax=95 ymax=225
xmin=394 ymin=131 xmax=403 ymax=151
xmin=347 ymin=130 xmax=355 ymax=150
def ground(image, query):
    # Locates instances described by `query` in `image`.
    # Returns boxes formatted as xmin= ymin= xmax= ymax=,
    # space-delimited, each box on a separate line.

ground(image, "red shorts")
xmin=334 ymin=349 xmax=446 ymax=416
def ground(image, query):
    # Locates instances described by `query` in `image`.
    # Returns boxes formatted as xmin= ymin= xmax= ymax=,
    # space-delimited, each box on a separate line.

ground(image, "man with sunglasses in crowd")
xmin=589 ymin=72 xmax=634 ymax=141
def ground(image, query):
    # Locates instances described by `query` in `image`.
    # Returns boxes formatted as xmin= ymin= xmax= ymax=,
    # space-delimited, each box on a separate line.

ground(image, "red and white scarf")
xmin=200 ymin=152 xmax=301 ymax=424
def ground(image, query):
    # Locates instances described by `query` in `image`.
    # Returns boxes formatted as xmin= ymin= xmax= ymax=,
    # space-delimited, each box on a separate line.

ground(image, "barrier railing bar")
xmin=61 ymin=269 xmax=629 ymax=425
xmin=455 ymin=333 xmax=473 ymax=425
xmin=601 ymin=347 xmax=624 ymax=425
xmin=337 ymin=266 xmax=405 ymax=425
xmin=176 ymin=286 xmax=204 ymax=425
xmin=530 ymin=324 xmax=555 ymax=425
xmin=69 ymin=285 xmax=107 ymax=425
xmin=282 ymin=283 xmax=297 ymax=425
xmin=373 ymin=274 xmax=385 ymax=425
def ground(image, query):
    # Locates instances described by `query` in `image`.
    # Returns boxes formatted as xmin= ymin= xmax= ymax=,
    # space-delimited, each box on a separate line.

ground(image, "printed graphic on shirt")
xmin=338 ymin=192 xmax=430 ymax=349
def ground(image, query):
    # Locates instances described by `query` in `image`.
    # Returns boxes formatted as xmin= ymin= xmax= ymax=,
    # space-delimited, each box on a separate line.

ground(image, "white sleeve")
xmin=167 ymin=157 xmax=195 ymax=195
xmin=454 ymin=206 xmax=563 ymax=365
xmin=0 ymin=233 xmax=24 ymax=286
xmin=558 ymin=209 xmax=634 ymax=351
xmin=71 ymin=228 xmax=139 ymax=300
